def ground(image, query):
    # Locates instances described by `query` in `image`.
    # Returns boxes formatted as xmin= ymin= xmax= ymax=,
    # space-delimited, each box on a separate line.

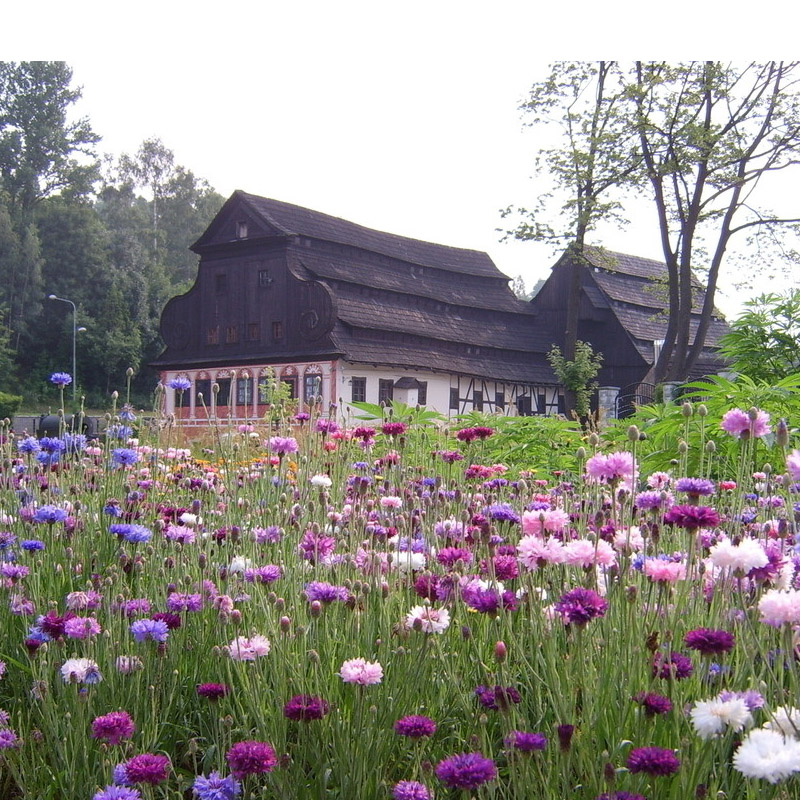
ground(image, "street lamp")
xmin=48 ymin=294 xmax=85 ymax=401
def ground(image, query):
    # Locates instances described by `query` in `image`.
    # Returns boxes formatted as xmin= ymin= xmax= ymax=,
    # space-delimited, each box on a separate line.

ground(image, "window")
xmin=207 ymin=327 xmax=219 ymax=345
xmin=225 ymin=326 xmax=238 ymax=344
xmin=236 ymin=378 xmax=251 ymax=405
xmin=195 ymin=379 xmax=211 ymax=403
xmin=557 ymin=394 xmax=566 ymax=415
xmin=258 ymin=378 xmax=271 ymax=404
xmin=537 ymin=393 xmax=547 ymax=415
xmin=248 ymin=323 xmax=260 ymax=341
xmin=215 ymin=379 xmax=231 ymax=406
xmin=351 ymin=377 xmax=366 ymax=403
xmin=304 ymin=374 xmax=322 ymax=404
xmin=494 ymin=391 xmax=505 ymax=410
xmin=378 ymin=379 xmax=394 ymax=404
xmin=236 ymin=221 xmax=248 ymax=239
xmin=516 ymin=395 xmax=532 ymax=416
xmin=272 ymin=321 xmax=283 ymax=340
xmin=215 ymin=274 xmax=227 ymax=293
xmin=473 ymin=390 xmax=483 ymax=411
xmin=417 ymin=381 xmax=427 ymax=406
xmin=259 ymin=269 xmax=273 ymax=288
xmin=449 ymin=388 xmax=459 ymax=410
xmin=282 ymin=378 xmax=296 ymax=399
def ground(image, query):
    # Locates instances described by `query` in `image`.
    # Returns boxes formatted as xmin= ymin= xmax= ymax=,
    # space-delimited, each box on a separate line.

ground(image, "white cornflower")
xmin=405 ymin=605 xmax=450 ymax=634
xmin=691 ymin=695 xmax=752 ymax=740
xmin=733 ymin=728 xmax=800 ymax=783
xmin=764 ymin=706 xmax=800 ymax=738
xmin=310 ymin=474 xmax=332 ymax=488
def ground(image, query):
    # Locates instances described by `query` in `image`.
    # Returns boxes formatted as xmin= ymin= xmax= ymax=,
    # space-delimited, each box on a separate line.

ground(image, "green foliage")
xmin=349 ymin=399 xmax=445 ymax=427
xmin=720 ymin=290 xmax=800 ymax=383
xmin=547 ymin=340 xmax=602 ymax=418
xmin=0 ymin=390 xmax=21 ymax=418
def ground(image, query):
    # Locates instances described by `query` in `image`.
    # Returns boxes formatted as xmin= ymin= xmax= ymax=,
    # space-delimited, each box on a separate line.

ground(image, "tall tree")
xmin=508 ymin=61 xmax=800 ymax=386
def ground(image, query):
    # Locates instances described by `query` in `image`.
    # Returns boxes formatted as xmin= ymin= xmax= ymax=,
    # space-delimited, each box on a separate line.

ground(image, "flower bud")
xmin=682 ymin=402 xmax=693 ymax=418
xmin=494 ymin=640 xmax=507 ymax=663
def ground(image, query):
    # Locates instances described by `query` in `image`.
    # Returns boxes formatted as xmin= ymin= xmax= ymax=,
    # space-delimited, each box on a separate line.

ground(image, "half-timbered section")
xmin=153 ymin=191 xmax=559 ymax=422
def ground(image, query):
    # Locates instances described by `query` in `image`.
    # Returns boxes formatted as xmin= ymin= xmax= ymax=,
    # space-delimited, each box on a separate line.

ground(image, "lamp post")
xmin=48 ymin=294 xmax=81 ymax=401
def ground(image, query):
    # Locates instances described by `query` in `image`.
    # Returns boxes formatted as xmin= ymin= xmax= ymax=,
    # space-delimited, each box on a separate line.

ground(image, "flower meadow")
xmin=2 ymin=394 xmax=800 ymax=798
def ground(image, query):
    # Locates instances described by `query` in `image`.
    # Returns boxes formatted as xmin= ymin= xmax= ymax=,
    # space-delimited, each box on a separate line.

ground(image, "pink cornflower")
xmin=228 ymin=634 xmax=271 ymax=660
xmin=721 ymin=407 xmax=771 ymax=439
xmin=758 ymin=589 xmax=800 ymax=627
xmin=517 ymin=536 xmax=566 ymax=570
xmin=564 ymin=539 xmax=616 ymax=568
xmin=786 ymin=450 xmax=800 ymax=482
xmin=405 ymin=605 xmax=450 ymax=634
xmin=521 ymin=508 xmax=570 ymax=535
xmin=643 ymin=559 xmax=687 ymax=584
xmin=338 ymin=657 xmax=383 ymax=685
xmin=64 ymin=616 xmax=102 ymax=640
xmin=380 ymin=496 xmax=402 ymax=509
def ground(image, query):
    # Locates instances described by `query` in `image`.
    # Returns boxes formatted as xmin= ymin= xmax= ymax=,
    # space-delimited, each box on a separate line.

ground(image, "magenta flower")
xmin=196 ymin=683 xmax=230 ymax=701
xmin=392 ymin=781 xmax=431 ymax=800
xmin=394 ymin=715 xmax=437 ymax=738
xmin=91 ymin=710 xmax=135 ymax=745
xmin=633 ymin=692 xmax=673 ymax=717
xmin=504 ymin=730 xmax=547 ymax=752
xmin=652 ymin=651 xmax=693 ymax=680
xmin=475 ymin=684 xmax=521 ymax=711
xmin=684 ymin=628 xmax=735 ymax=656
xmin=554 ymin=587 xmax=608 ymax=626
xmin=381 ymin=422 xmax=407 ymax=437
xmin=284 ymin=695 xmax=330 ymax=722
xmin=120 ymin=753 xmax=170 ymax=785
xmin=339 ymin=657 xmax=383 ymax=685
xmin=663 ymin=504 xmax=720 ymax=530
xmin=627 ymin=746 xmax=680 ymax=776
xmin=267 ymin=436 xmax=299 ymax=456
xmin=226 ymin=740 xmax=277 ymax=779
xmin=436 ymin=752 xmax=496 ymax=790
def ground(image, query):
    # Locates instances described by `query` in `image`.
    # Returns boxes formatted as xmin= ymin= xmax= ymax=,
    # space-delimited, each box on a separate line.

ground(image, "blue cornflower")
xmin=33 ymin=505 xmax=69 ymax=524
xmin=36 ymin=451 xmax=60 ymax=467
xmin=192 ymin=770 xmax=242 ymax=800
xmin=119 ymin=404 xmax=137 ymax=422
xmin=484 ymin=503 xmax=521 ymax=524
xmin=0 ymin=533 xmax=16 ymax=550
xmin=168 ymin=376 xmax=192 ymax=392
xmin=110 ymin=524 xmax=152 ymax=544
xmin=50 ymin=372 xmax=72 ymax=387
xmin=20 ymin=540 xmax=45 ymax=552
xmin=130 ymin=618 xmax=170 ymax=644
xmin=93 ymin=787 xmax=142 ymax=800
xmin=61 ymin=433 xmax=87 ymax=453
xmin=17 ymin=437 xmax=40 ymax=455
xmin=112 ymin=448 xmax=140 ymax=467
xmin=39 ymin=437 xmax=66 ymax=454
xmin=107 ymin=425 xmax=133 ymax=441
xmin=103 ymin=501 xmax=123 ymax=517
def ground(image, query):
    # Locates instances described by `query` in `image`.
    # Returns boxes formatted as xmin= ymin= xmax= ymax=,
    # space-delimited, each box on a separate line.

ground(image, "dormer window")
xmin=236 ymin=221 xmax=248 ymax=239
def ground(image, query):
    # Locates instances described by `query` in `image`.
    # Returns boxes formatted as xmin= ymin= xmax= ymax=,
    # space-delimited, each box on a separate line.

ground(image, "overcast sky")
xmin=8 ymin=3 xmax=797 ymax=317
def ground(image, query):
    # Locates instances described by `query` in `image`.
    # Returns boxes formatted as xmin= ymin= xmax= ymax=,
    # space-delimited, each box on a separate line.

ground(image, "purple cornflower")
xmin=504 ymin=730 xmax=547 ymax=752
xmin=557 ymin=724 xmax=575 ymax=751
xmin=50 ymin=372 xmax=72 ymax=386
xmin=652 ymin=651 xmax=693 ymax=680
xmin=392 ymin=781 xmax=431 ymax=800
xmin=314 ymin=419 xmax=339 ymax=435
xmin=93 ymin=787 xmax=142 ymax=800
xmin=475 ymin=684 xmax=521 ymax=711
xmin=0 ymin=728 xmax=19 ymax=749
xmin=484 ymin=503 xmax=521 ymax=524
xmin=197 ymin=683 xmax=230 ymax=701
xmin=635 ymin=490 xmax=672 ymax=511
xmin=304 ymin=581 xmax=350 ymax=603
xmin=684 ymin=628 xmax=735 ymax=656
xmin=226 ymin=740 xmax=278 ymax=779
xmin=283 ymin=695 xmax=330 ymax=722
xmin=253 ymin=526 xmax=283 ymax=544
xmin=394 ymin=715 xmax=437 ymax=738
xmin=596 ymin=794 xmax=647 ymax=800
xmin=436 ymin=752 xmax=496 ymax=790
xmin=166 ymin=592 xmax=203 ymax=613
xmin=298 ymin=529 xmax=336 ymax=563
xmin=243 ymin=565 xmax=282 ymax=584
xmin=437 ymin=547 xmax=474 ymax=568
xmin=91 ymin=711 xmax=135 ymax=745
xmin=627 ymin=746 xmax=680 ymax=776
xmin=719 ymin=689 xmax=765 ymax=711
xmin=664 ymin=505 xmax=720 ymax=530
xmin=152 ymin=612 xmax=181 ymax=630
xmin=192 ymin=771 xmax=241 ymax=800
xmin=64 ymin=616 xmax=102 ymax=640
xmin=112 ymin=448 xmax=140 ymax=467
xmin=130 ymin=618 xmax=169 ymax=644
xmin=633 ymin=692 xmax=673 ymax=717
xmin=118 ymin=753 xmax=170 ymax=785
xmin=675 ymin=477 xmax=715 ymax=496
xmin=267 ymin=436 xmax=299 ymax=456
xmin=463 ymin=585 xmax=518 ymax=615
xmin=554 ymin=587 xmax=608 ymax=626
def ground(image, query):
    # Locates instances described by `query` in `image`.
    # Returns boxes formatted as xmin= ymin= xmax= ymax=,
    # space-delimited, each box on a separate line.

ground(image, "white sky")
xmin=7 ymin=2 xmax=799 ymax=317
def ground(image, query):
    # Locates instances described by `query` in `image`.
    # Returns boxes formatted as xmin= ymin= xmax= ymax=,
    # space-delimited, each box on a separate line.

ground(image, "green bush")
xmin=0 ymin=391 xmax=22 ymax=419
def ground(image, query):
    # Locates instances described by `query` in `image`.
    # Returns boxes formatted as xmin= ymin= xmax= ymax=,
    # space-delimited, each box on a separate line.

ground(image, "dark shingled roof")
xmin=224 ymin=191 xmax=506 ymax=279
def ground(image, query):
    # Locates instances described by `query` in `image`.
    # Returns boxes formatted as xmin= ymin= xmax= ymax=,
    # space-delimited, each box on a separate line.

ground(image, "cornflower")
xmin=435 ymin=752 xmax=496 ymax=790
xmin=226 ymin=740 xmax=277 ymax=778
xmin=91 ymin=711 xmax=135 ymax=745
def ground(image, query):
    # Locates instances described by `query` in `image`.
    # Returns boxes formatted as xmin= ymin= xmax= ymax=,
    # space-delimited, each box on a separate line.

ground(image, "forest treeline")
xmin=0 ymin=61 xmax=225 ymax=409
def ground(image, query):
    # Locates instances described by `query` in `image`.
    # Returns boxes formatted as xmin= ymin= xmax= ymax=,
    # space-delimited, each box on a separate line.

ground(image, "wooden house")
xmin=153 ymin=191 xmax=562 ymax=422
xmin=529 ymin=246 xmax=730 ymax=412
